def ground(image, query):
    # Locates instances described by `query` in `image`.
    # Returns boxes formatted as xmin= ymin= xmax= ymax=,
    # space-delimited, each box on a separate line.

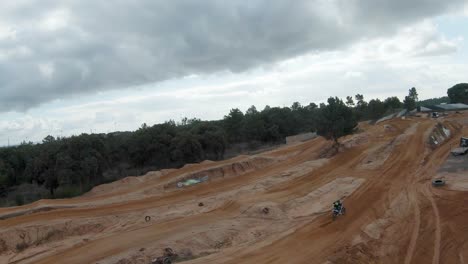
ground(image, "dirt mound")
xmin=383 ymin=124 xmax=397 ymax=132
xmin=341 ymin=133 xmax=370 ymax=149
xmin=0 ymin=205 xmax=74 ymax=220
xmin=360 ymin=143 xmax=393 ymax=169
xmin=163 ymin=156 xmax=276 ymax=190
xmin=360 ymin=122 xmax=423 ymax=169
xmin=0 ymin=221 xmax=104 ymax=254
xmin=287 ymin=177 xmax=365 ymax=218
xmin=84 ymin=170 xmax=171 ymax=197
xmin=429 ymin=122 xmax=453 ymax=148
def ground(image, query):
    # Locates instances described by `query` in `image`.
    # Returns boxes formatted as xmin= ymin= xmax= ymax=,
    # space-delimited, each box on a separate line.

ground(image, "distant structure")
xmin=410 ymin=103 xmax=468 ymax=114
xmin=377 ymin=103 xmax=468 ymax=124
xmin=426 ymin=103 xmax=468 ymax=112
xmin=418 ymin=106 xmax=433 ymax=113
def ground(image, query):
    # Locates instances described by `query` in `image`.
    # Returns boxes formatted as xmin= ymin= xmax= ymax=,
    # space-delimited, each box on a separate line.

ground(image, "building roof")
xmin=419 ymin=106 xmax=433 ymax=112
xmin=423 ymin=103 xmax=468 ymax=111
xmin=434 ymin=103 xmax=468 ymax=110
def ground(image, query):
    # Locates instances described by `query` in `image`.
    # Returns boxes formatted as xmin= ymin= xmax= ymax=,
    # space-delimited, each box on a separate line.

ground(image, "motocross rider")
xmin=333 ymin=200 xmax=342 ymax=212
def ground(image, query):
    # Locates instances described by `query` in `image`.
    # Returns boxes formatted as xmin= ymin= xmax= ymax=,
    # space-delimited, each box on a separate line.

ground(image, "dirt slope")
xmin=1 ymin=113 xmax=468 ymax=264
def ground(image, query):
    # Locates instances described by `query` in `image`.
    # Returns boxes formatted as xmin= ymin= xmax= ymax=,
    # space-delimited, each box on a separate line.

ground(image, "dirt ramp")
xmin=327 ymin=191 xmax=414 ymax=264
xmin=84 ymin=170 xmax=172 ymax=197
xmin=428 ymin=121 xmax=459 ymax=148
xmin=0 ymin=221 xmax=104 ymax=255
xmin=164 ymin=156 xmax=276 ymax=190
xmin=0 ymin=205 xmax=75 ymax=221
xmin=287 ymin=177 xmax=365 ymax=218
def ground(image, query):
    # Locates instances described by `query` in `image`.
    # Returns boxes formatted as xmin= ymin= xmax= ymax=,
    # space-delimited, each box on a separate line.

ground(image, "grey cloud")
xmin=0 ymin=0 xmax=465 ymax=111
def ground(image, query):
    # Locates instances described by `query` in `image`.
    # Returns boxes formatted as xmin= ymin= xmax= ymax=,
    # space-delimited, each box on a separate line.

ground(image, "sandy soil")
xmin=1 ymin=112 xmax=468 ymax=264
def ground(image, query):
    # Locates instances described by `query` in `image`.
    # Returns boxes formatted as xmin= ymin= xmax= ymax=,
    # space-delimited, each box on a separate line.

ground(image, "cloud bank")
xmin=0 ymin=0 xmax=465 ymax=111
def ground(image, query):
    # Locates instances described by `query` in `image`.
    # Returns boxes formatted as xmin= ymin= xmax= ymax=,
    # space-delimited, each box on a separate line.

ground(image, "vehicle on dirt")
xmin=332 ymin=204 xmax=346 ymax=220
xmin=451 ymin=137 xmax=468 ymax=156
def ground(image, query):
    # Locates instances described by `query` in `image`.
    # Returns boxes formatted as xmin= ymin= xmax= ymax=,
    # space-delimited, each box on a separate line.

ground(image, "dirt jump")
xmin=2 ymin=112 xmax=468 ymax=264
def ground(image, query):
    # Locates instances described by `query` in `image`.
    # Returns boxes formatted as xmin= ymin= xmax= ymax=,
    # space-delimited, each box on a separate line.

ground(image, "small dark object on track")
xmin=432 ymin=179 xmax=445 ymax=187
xmin=145 ymin=216 xmax=151 ymax=222
xmin=152 ymin=248 xmax=177 ymax=264
xmin=262 ymin=207 xmax=270 ymax=214
xmin=198 ymin=202 xmax=204 ymax=207
xmin=152 ymin=257 xmax=171 ymax=264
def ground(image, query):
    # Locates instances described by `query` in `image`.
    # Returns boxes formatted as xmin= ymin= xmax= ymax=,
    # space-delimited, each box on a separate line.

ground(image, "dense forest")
xmin=0 ymin=84 xmax=464 ymax=206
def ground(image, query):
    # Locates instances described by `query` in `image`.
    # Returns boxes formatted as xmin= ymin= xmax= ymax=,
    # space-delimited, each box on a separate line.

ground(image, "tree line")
xmin=1 ymin=83 xmax=466 ymax=206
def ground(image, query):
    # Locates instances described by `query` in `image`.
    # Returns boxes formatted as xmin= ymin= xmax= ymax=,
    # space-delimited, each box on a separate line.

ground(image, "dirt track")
xmin=1 ymin=113 xmax=468 ymax=264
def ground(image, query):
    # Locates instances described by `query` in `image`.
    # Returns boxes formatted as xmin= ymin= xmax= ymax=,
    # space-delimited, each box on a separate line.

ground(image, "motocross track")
xmin=2 ymin=112 xmax=468 ymax=264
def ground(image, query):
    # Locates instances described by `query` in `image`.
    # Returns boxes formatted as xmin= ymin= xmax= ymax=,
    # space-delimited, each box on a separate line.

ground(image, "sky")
xmin=0 ymin=0 xmax=468 ymax=145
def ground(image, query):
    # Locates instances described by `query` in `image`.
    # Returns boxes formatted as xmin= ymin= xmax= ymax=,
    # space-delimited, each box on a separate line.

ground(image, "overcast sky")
xmin=1 ymin=0 xmax=468 ymax=145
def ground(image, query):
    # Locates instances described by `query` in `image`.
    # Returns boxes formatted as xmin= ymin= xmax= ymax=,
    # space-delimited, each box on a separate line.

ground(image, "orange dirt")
xmin=1 ymin=112 xmax=468 ymax=264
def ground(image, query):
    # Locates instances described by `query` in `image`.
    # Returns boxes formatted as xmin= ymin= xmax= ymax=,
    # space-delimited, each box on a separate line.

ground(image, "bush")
xmin=15 ymin=194 xmax=24 ymax=206
xmin=54 ymin=186 xmax=82 ymax=199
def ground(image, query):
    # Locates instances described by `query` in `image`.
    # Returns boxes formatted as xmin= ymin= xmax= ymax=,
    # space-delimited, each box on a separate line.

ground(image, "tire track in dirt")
xmin=400 ymin=119 xmax=463 ymax=264
xmin=210 ymin=121 xmax=432 ymax=264
xmin=426 ymin=188 xmax=441 ymax=264
xmin=404 ymin=192 xmax=421 ymax=264
xmin=414 ymin=121 xmax=463 ymax=264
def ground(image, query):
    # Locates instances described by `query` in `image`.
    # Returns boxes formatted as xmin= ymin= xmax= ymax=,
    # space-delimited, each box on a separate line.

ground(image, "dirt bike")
xmin=332 ymin=206 xmax=346 ymax=220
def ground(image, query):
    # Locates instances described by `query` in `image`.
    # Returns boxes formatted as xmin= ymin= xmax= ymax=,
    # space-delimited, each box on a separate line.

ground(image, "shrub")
xmin=15 ymin=194 xmax=24 ymax=206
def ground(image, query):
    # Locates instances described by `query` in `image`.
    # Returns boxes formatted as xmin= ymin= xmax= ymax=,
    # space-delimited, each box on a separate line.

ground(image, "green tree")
xmin=447 ymin=83 xmax=468 ymax=104
xmin=409 ymin=87 xmax=418 ymax=102
xmin=245 ymin=105 xmax=259 ymax=115
xmin=305 ymin=102 xmax=318 ymax=110
xmin=45 ymin=170 xmax=59 ymax=197
xmin=0 ymin=160 xmax=11 ymax=195
xmin=291 ymin=102 xmax=302 ymax=111
xmin=354 ymin=94 xmax=368 ymax=120
xmin=243 ymin=111 xmax=265 ymax=141
xmin=191 ymin=122 xmax=227 ymax=160
xmin=367 ymin=99 xmax=386 ymax=120
xmin=355 ymin=94 xmax=366 ymax=107
xmin=346 ymin=96 xmax=355 ymax=107
xmin=316 ymin=97 xmax=357 ymax=144
xmin=223 ymin=108 xmax=244 ymax=142
xmin=170 ymin=133 xmax=204 ymax=164
xmin=42 ymin=135 xmax=56 ymax=144
xmin=384 ymin=96 xmax=402 ymax=110
xmin=403 ymin=96 xmax=416 ymax=111
xmin=403 ymin=87 xmax=419 ymax=111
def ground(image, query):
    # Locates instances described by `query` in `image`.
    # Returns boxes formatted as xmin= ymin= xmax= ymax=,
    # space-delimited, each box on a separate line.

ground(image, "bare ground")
xmin=1 ymin=112 xmax=468 ymax=263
